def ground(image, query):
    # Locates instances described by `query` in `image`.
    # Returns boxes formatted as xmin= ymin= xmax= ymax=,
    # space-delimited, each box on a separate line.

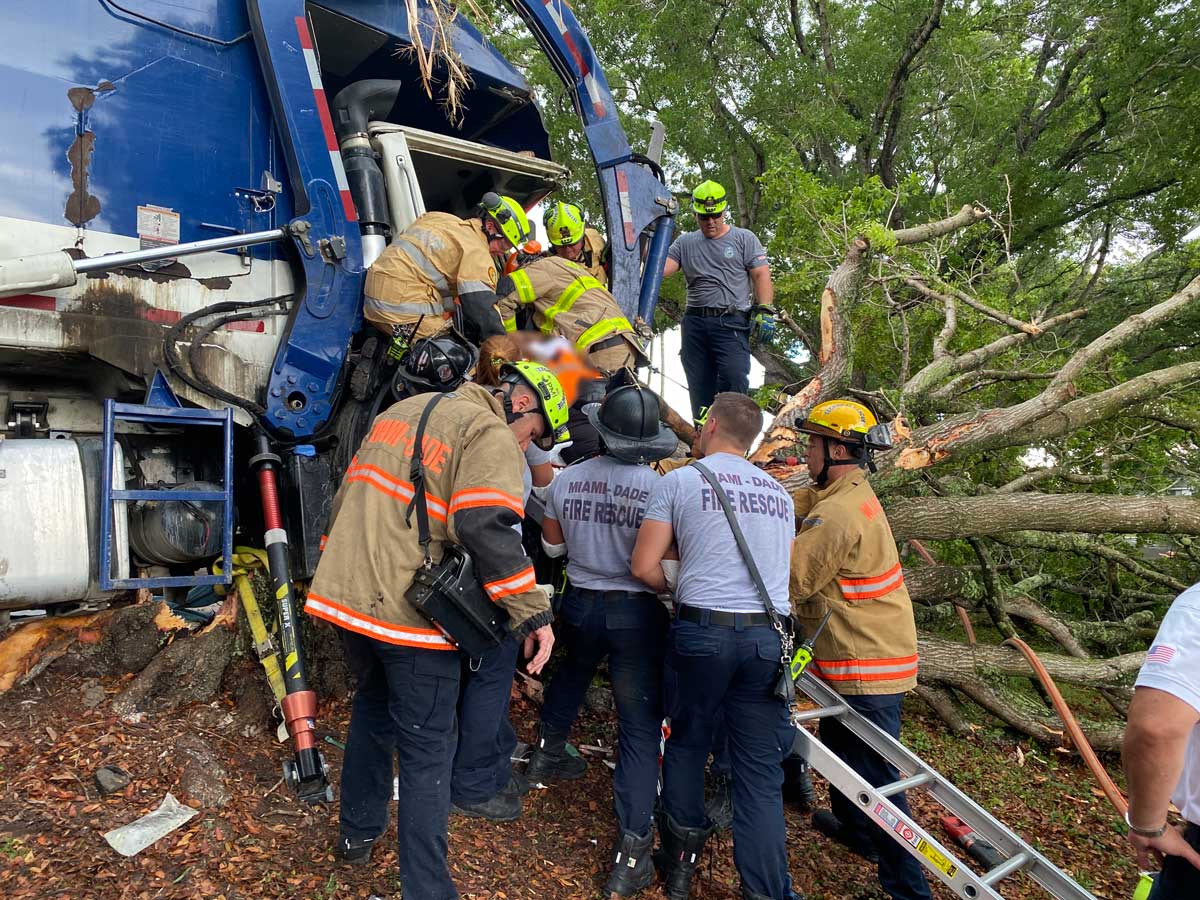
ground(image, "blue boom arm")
xmin=255 ymin=0 xmax=673 ymax=439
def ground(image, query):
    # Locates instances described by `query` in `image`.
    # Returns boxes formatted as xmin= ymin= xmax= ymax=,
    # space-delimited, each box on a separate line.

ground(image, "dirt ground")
xmin=0 ymin=667 xmax=1138 ymax=900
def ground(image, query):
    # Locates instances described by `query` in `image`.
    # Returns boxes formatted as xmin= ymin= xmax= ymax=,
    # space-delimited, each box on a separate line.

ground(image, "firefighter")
xmin=632 ymin=392 xmax=800 ymax=900
xmin=790 ymin=400 xmax=931 ymax=900
xmin=662 ymin=180 xmax=775 ymax=426
xmin=363 ymin=192 xmax=531 ymax=346
xmin=524 ymin=382 xmax=678 ymax=897
xmin=307 ymin=361 xmax=569 ymax=900
xmin=543 ymin=200 xmax=608 ymax=286
xmin=495 ymin=254 xmax=647 ymax=376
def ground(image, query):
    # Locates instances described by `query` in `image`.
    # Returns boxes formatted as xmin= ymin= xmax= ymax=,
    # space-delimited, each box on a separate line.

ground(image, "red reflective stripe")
xmin=0 ymin=294 xmax=56 ymax=311
xmin=448 ymin=488 xmax=524 ymax=517
xmin=839 ymin=562 xmax=903 ymax=587
xmin=294 ymin=15 xmax=313 ymax=49
xmin=484 ymin=565 xmax=536 ymax=601
xmin=319 ymin=534 xmax=328 ymax=552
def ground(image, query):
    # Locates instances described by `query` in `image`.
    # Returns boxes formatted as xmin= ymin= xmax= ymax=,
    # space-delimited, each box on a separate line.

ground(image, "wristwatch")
xmin=1124 ymin=809 xmax=1168 ymax=838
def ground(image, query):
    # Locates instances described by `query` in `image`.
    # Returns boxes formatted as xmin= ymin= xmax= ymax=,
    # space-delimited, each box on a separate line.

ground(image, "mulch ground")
xmin=0 ymin=671 xmax=1139 ymax=900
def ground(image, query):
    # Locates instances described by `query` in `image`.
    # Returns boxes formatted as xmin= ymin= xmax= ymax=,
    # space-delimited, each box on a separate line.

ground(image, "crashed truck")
xmin=0 ymin=0 xmax=675 ymax=799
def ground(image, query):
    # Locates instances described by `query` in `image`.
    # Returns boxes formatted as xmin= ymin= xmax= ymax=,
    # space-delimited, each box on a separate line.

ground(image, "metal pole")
xmin=73 ymin=228 xmax=288 ymax=274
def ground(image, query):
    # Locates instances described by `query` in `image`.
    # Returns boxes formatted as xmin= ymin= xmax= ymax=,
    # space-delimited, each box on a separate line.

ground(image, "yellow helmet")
xmin=543 ymin=201 xmax=586 ymax=247
xmin=499 ymin=360 xmax=571 ymax=450
xmin=691 ymin=179 xmax=728 ymax=216
xmin=798 ymin=400 xmax=879 ymax=444
xmin=480 ymin=192 xmax=532 ymax=249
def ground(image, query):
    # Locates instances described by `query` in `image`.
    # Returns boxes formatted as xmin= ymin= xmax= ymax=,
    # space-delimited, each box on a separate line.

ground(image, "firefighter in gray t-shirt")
xmin=524 ymin=382 xmax=679 ymax=898
xmin=664 ymin=179 xmax=776 ymax=425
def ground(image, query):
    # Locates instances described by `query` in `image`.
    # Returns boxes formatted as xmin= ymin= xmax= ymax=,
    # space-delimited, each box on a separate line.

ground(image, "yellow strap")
xmin=510 ymin=270 xmax=537 ymax=305
xmin=576 ymin=316 xmax=632 ymax=351
xmin=502 ymin=315 xmax=517 ymax=333
xmin=543 ymin=275 xmax=603 ymax=334
xmin=212 ymin=547 xmax=285 ymax=702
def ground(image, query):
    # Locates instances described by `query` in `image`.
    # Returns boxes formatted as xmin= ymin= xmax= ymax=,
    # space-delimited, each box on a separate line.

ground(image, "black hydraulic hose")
xmin=330 ymin=80 xmax=405 ymax=142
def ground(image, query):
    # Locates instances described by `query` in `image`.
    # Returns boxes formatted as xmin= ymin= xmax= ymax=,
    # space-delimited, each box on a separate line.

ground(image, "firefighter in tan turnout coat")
xmin=789 ymin=399 xmax=932 ymax=900
xmin=306 ymin=363 xmax=568 ymax=900
xmin=495 ymin=254 xmax=646 ymax=375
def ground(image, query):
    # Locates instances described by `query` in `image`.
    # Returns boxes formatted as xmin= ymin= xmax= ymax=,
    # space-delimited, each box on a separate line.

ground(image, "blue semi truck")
xmin=0 ymin=0 xmax=675 ymax=610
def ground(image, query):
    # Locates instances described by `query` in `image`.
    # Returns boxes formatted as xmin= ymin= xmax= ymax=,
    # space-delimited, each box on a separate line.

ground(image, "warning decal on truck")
xmin=137 ymin=205 xmax=180 ymax=249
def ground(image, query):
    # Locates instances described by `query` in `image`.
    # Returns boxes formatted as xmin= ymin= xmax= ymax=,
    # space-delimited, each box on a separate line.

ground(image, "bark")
xmin=887 ymin=493 xmax=1200 ymax=541
xmin=992 ymin=531 xmax=1188 ymax=593
xmin=917 ymin=634 xmax=1143 ymax=685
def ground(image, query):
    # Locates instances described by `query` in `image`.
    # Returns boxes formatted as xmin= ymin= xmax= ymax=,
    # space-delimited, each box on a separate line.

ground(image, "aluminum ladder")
xmin=793 ymin=672 xmax=1097 ymax=900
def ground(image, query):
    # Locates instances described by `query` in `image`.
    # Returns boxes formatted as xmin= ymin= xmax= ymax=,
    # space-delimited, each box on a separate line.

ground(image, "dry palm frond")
xmin=398 ymin=0 xmax=493 ymax=127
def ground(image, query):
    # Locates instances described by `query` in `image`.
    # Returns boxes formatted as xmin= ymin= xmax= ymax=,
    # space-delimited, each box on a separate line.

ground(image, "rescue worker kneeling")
xmin=364 ymin=192 xmax=530 ymax=345
xmin=495 ymin=254 xmax=647 ymax=375
xmin=791 ymin=400 xmax=930 ymax=900
xmin=526 ymin=382 xmax=677 ymax=896
xmin=305 ymin=360 xmax=567 ymax=900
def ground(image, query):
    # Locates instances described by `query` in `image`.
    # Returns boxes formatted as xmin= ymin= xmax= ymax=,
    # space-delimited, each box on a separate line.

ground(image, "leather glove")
xmin=750 ymin=304 xmax=777 ymax=343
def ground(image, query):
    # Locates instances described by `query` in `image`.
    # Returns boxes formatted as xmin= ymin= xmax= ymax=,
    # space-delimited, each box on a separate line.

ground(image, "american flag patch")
xmin=1146 ymin=645 xmax=1177 ymax=665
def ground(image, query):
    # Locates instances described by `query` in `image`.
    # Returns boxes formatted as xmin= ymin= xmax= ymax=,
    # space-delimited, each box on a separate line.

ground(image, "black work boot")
xmin=604 ymin=829 xmax=655 ymax=897
xmin=335 ymin=834 xmax=377 ymax=866
xmin=703 ymin=771 xmax=733 ymax=834
xmin=524 ymin=726 xmax=588 ymax=785
xmin=653 ymin=812 xmax=710 ymax=900
xmin=811 ymin=809 xmax=878 ymax=862
xmin=781 ymin=754 xmax=815 ymax=814
xmin=450 ymin=788 xmax=522 ymax=822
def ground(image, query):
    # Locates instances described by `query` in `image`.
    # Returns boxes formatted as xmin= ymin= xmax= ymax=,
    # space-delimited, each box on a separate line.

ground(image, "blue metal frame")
xmin=99 ymin=393 xmax=235 ymax=592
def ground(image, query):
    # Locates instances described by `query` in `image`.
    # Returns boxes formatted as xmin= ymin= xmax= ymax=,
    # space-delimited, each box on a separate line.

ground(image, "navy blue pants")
xmin=1148 ymin=823 xmax=1200 ymax=899
xmin=451 ymin=632 xmax=520 ymax=805
xmin=540 ymin=587 xmax=667 ymax=836
xmin=338 ymin=630 xmax=462 ymax=900
xmin=820 ymin=692 xmax=932 ymax=900
xmin=680 ymin=311 xmax=751 ymax=423
xmin=662 ymin=612 xmax=797 ymax=900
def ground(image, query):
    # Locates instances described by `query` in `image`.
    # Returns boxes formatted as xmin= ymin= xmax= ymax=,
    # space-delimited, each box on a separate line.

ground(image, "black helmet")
xmin=398 ymin=332 xmax=478 ymax=394
xmin=584 ymin=383 xmax=678 ymax=464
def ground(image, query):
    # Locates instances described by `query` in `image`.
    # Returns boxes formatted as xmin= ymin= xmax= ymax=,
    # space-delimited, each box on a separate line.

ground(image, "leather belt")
xmin=684 ymin=306 xmax=749 ymax=318
xmin=676 ymin=604 xmax=780 ymax=628
xmin=576 ymin=587 xmax=656 ymax=602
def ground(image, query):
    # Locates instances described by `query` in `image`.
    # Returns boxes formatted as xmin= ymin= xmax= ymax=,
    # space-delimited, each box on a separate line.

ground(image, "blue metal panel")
xmin=100 ymin=396 xmax=234 ymax=591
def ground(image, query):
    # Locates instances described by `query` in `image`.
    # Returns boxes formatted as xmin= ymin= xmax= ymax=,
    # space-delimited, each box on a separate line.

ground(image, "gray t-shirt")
xmin=544 ymin=455 xmax=661 ymax=592
xmin=643 ymin=452 xmax=793 ymax=614
xmin=667 ymin=226 xmax=769 ymax=311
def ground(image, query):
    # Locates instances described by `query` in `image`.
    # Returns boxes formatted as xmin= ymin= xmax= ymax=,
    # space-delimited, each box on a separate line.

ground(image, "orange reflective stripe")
xmin=811 ymin=654 xmax=918 ymax=682
xmin=838 ymin=562 xmax=904 ymax=600
xmin=305 ymin=592 xmax=455 ymax=650
xmin=319 ymin=534 xmax=328 ymax=552
xmin=484 ymin=565 xmax=536 ymax=601
xmin=448 ymin=487 xmax=524 ymax=518
xmin=346 ymin=462 xmax=448 ymax=522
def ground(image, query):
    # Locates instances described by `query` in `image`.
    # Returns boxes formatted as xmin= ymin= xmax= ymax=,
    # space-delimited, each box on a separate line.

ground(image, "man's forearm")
xmin=751 ymin=270 xmax=774 ymax=306
xmin=1124 ymin=722 xmax=1189 ymax=828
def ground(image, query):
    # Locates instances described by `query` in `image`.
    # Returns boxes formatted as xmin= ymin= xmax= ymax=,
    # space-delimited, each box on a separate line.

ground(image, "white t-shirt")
xmin=1135 ymin=581 xmax=1200 ymax=824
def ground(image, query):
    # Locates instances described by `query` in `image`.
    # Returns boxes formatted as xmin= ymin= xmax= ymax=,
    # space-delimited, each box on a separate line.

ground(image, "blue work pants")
xmin=540 ymin=587 xmax=667 ymax=836
xmin=819 ymin=692 xmax=933 ymax=900
xmin=338 ymin=630 xmax=461 ymax=900
xmin=451 ymin=632 xmax=521 ymax=805
xmin=680 ymin=311 xmax=751 ymax=423
xmin=661 ymin=613 xmax=796 ymax=899
xmin=1148 ymin=822 xmax=1200 ymax=899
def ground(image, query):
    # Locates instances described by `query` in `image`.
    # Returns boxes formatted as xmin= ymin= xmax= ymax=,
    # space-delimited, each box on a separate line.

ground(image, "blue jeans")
xmin=1148 ymin=823 xmax=1200 ymax=899
xmin=819 ymin=692 xmax=932 ymax=900
xmin=451 ymin=632 xmax=520 ymax=805
xmin=662 ymin=612 xmax=796 ymax=899
xmin=338 ymin=630 xmax=462 ymax=900
xmin=540 ymin=586 xmax=668 ymax=835
xmin=680 ymin=311 xmax=751 ymax=423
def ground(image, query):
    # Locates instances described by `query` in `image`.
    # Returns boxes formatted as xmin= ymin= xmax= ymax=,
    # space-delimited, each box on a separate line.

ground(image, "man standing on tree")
xmin=306 ymin=362 xmax=568 ymax=900
xmin=662 ymin=179 xmax=776 ymax=426
xmin=1123 ymin=579 xmax=1200 ymax=897
xmin=790 ymin=399 xmax=930 ymax=900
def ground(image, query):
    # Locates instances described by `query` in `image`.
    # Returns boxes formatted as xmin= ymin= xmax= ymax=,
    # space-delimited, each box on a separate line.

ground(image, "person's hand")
xmin=523 ymin=624 xmax=555 ymax=675
xmin=750 ymin=304 xmax=777 ymax=343
xmin=1128 ymin=823 xmax=1200 ymax=871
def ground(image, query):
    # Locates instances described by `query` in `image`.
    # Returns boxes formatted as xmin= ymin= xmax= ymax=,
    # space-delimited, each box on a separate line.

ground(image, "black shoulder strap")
xmin=693 ymin=462 xmax=783 ymax=628
xmin=405 ymin=393 xmax=447 ymax=566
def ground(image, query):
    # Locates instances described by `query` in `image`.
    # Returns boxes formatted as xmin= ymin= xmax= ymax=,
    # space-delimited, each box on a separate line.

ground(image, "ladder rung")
xmin=793 ymin=705 xmax=847 ymax=723
xmin=982 ymin=851 xmax=1030 ymax=885
xmin=877 ymin=772 xmax=932 ymax=796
